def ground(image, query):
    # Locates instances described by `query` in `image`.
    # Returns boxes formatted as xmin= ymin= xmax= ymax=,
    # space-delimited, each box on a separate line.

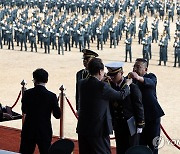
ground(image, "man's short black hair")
xmin=33 ymin=68 xmax=48 ymax=83
xmin=88 ymin=58 xmax=104 ymax=76
xmin=135 ymin=58 xmax=148 ymax=68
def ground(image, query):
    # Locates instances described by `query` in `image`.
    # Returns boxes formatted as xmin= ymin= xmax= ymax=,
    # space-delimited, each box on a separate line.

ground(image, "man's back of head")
xmin=33 ymin=68 xmax=48 ymax=84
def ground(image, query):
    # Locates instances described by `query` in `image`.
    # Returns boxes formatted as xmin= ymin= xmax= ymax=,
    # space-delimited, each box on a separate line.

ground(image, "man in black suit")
xmin=19 ymin=68 xmax=61 ymax=154
xmin=129 ymin=58 xmax=165 ymax=154
xmin=77 ymin=58 xmax=132 ymax=154
xmin=105 ymin=62 xmax=145 ymax=154
xmin=75 ymin=49 xmax=99 ymax=111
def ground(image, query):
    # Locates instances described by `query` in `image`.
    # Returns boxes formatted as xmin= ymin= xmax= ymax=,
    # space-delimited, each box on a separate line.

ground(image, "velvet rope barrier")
xmin=64 ymin=96 xmax=180 ymax=145
xmin=160 ymin=124 xmax=180 ymax=150
xmin=65 ymin=96 xmax=78 ymax=119
xmin=65 ymin=96 xmax=116 ymax=140
xmin=11 ymin=90 xmax=22 ymax=109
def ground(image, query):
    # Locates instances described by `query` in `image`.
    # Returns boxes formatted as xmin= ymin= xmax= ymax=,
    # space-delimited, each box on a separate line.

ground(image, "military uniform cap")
xmin=82 ymin=49 xmax=99 ymax=59
xmin=105 ymin=62 xmax=124 ymax=76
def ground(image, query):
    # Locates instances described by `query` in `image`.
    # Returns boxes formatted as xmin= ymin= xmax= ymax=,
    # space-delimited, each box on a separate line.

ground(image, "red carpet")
xmin=0 ymin=126 xmax=116 ymax=153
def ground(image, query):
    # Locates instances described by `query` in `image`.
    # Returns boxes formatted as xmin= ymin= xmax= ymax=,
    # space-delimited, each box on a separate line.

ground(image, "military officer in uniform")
xmin=124 ymin=33 xmax=132 ymax=63
xmin=6 ymin=23 xmax=14 ymax=50
xmin=176 ymin=16 xmax=180 ymax=31
xmin=29 ymin=24 xmax=37 ymax=52
xmin=151 ymin=17 xmax=159 ymax=43
xmin=57 ymin=27 xmax=64 ymax=55
xmin=163 ymin=16 xmax=170 ymax=40
xmin=173 ymin=36 xmax=180 ymax=67
xmin=63 ymin=26 xmax=71 ymax=51
xmin=138 ymin=19 xmax=144 ymax=44
xmin=84 ymin=22 xmax=91 ymax=49
xmin=148 ymin=31 xmax=152 ymax=59
xmin=43 ymin=26 xmax=51 ymax=54
xmin=50 ymin=24 xmax=57 ymax=50
xmin=19 ymin=24 xmax=27 ymax=51
xmin=0 ymin=23 xmax=2 ymax=48
xmin=77 ymin=25 xmax=85 ymax=52
xmin=105 ymin=62 xmax=145 ymax=154
xmin=96 ymin=24 xmax=103 ymax=50
xmin=76 ymin=49 xmax=99 ymax=111
xmin=109 ymin=24 xmax=117 ymax=48
xmin=168 ymin=3 xmax=174 ymax=22
xmin=158 ymin=34 xmax=168 ymax=66
xmin=142 ymin=33 xmax=150 ymax=63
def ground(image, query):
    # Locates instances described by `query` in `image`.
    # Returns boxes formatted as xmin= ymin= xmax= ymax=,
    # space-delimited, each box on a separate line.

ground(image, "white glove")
xmin=137 ymin=128 xmax=143 ymax=134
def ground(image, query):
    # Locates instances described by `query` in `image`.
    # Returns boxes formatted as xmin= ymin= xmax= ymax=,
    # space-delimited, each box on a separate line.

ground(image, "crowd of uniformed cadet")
xmin=0 ymin=0 xmax=180 ymax=67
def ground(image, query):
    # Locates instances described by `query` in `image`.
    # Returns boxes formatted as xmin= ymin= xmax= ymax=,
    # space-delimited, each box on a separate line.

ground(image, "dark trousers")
xmin=58 ymin=43 xmax=64 ymax=55
xmin=78 ymin=134 xmax=111 ymax=154
xmin=125 ymin=49 xmax=132 ymax=62
xmin=19 ymin=132 xmax=51 ymax=154
xmin=174 ymin=53 xmax=180 ymax=67
xmin=97 ymin=39 xmax=103 ymax=50
xmin=140 ymin=118 xmax=161 ymax=154
xmin=52 ymin=40 xmax=57 ymax=50
xmin=7 ymin=38 xmax=14 ymax=50
xmin=30 ymin=41 xmax=37 ymax=52
xmin=20 ymin=40 xmax=27 ymax=51
xmin=72 ymin=36 xmax=78 ymax=47
xmin=65 ymin=41 xmax=71 ymax=51
xmin=84 ymin=38 xmax=90 ymax=49
xmin=0 ymin=37 xmax=2 ymax=48
xmin=114 ymin=120 xmax=140 ymax=154
xmin=44 ymin=43 xmax=50 ymax=54
xmin=79 ymin=40 xmax=84 ymax=52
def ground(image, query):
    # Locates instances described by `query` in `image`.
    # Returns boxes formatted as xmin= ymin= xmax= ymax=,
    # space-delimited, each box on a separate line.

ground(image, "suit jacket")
xmin=110 ymin=79 xmax=145 ymax=128
xmin=21 ymin=85 xmax=61 ymax=141
xmin=134 ymin=73 xmax=165 ymax=121
xmin=76 ymin=76 xmax=130 ymax=137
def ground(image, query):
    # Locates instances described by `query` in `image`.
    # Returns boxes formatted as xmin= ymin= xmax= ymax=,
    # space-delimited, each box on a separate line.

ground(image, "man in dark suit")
xmin=19 ymin=68 xmax=61 ymax=154
xmin=77 ymin=58 xmax=132 ymax=154
xmin=105 ymin=62 xmax=145 ymax=154
xmin=129 ymin=58 xmax=165 ymax=154
xmin=75 ymin=49 xmax=99 ymax=111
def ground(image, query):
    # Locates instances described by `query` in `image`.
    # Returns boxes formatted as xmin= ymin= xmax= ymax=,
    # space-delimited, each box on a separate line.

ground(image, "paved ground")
xmin=0 ymin=11 xmax=180 ymax=153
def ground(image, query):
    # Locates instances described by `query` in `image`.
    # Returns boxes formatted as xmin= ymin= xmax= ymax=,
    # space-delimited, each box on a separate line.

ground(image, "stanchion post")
xmin=21 ymin=80 xmax=27 ymax=127
xmin=59 ymin=85 xmax=65 ymax=139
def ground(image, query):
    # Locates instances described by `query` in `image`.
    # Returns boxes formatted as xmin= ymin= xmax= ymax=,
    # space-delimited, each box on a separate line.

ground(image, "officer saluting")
xmin=76 ymin=49 xmax=98 ymax=111
xmin=105 ymin=62 xmax=145 ymax=154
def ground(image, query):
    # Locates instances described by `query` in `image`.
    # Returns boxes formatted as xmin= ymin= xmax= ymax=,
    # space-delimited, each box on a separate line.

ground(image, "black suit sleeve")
xmin=21 ymin=91 xmax=28 ymax=114
xmin=102 ymin=83 xmax=130 ymax=101
xmin=130 ymin=84 xmax=145 ymax=128
xmin=51 ymin=94 xmax=61 ymax=119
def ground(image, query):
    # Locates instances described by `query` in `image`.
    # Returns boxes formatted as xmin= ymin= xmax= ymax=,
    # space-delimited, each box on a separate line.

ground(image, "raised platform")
xmin=0 ymin=126 xmax=116 ymax=153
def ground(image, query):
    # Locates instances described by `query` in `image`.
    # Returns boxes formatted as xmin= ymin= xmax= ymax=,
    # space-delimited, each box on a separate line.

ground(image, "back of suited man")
xmin=19 ymin=68 xmax=61 ymax=154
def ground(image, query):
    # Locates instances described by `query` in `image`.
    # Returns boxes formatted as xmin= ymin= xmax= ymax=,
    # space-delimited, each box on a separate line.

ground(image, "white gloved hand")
xmin=137 ymin=128 xmax=143 ymax=134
